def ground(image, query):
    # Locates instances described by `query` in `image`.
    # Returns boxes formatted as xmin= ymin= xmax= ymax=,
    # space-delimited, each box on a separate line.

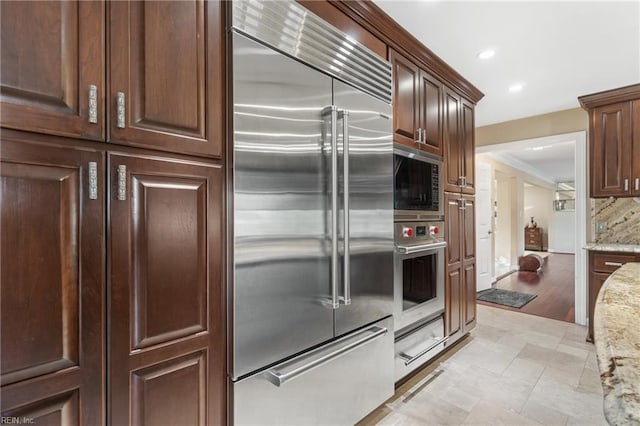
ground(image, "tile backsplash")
xmin=591 ymin=197 xmax=640 ymax=244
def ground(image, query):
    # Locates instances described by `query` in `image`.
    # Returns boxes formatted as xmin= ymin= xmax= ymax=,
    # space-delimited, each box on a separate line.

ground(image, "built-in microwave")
xmin=394 ymin=145 xmax=443 ymax=221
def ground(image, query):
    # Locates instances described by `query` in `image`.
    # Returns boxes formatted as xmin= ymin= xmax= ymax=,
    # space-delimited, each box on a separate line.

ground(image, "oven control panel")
xmin=396 ymin=221 xmax=444 ymax=243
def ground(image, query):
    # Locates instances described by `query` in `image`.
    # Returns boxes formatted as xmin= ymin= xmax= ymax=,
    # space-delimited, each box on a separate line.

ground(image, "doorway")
xmin=475 ymin=131 xmax=587 ymax=325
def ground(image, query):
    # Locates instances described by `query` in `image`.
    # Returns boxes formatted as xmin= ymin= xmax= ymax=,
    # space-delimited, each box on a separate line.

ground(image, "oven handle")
xmin=399 ymin=336 xmax=449 ymax=366
xmin=396 ymin=241 xmax=447 ymax=254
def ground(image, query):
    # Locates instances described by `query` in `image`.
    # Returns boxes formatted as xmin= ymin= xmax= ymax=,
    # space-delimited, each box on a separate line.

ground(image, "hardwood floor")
xmin=478 ymin=253 xmax=575 ymax=322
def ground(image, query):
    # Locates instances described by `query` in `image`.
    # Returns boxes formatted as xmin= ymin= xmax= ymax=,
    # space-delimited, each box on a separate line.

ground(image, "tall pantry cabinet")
xmin=0 ymin=1 xmax=226 ymax=425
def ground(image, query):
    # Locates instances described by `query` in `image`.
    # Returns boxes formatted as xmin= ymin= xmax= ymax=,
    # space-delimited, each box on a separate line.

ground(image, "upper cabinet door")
xmin=389 ymin=49 xmax=419 ymax=148
xmin=591 ymin=101 xmax=632 ymax=197
xmin=461 ymin=99 xmax=475 ymax=194
xmin=0 ymin=1 xmax=105 ymax=140
xmin=418 ymin=70 xmax=443 ymax=156
xmin=109 ymin=0 xmax=223 ymax=158
xmin=443 ymin=87 xmax=462 ymax=193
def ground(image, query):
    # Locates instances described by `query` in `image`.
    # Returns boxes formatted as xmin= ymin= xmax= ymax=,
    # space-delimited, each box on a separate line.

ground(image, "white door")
xmin=476 ymin=161 xmax=493 ymax=291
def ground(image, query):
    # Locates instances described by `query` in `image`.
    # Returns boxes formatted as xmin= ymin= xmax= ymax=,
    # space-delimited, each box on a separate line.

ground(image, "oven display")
xmin=416 ymin=226 xmax=426 ymax=236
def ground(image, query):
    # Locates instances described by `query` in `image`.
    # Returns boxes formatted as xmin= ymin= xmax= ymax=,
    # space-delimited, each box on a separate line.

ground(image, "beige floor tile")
xmin=376 ymin=410 xmax=427 ymax=426
xmin=438 ymin=385 xmax=481 ymax=413
xmin=461 ymin=400 xmax=542 ymax=425
xmin=529 ymin=373 xmax=606 ymax=420
xmin=521 ymin=398 xmax=569 ymax=426
xmin=501 ymin=357 xmax=545 ymax=386
xmin=538 ymin=364 xmax=583 ymax=387
xmin=556 ymin=343 xmax=590 ymax=361
xmin=584 ymin=352 xmax=599 ymax=371
xmin=577 ymin=367 xmax=604 ymax=395
xmin=516 ymin=343 xmax=559 ymax=366
xmin=395 ymin=394 xmax=471 ymax=425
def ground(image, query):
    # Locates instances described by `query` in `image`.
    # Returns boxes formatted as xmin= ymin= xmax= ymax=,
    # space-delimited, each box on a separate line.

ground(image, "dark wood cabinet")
xmin=109 ymin=0 xmax=223 ymax=157
xmin=579 ymin=84 xmax=640 ymax=197
xmin=389 ymin=49 xmax=443 ymax=155
xmin=0 ymin=1 xmax=105 ymax=140
xmin=444 ymin=193 xmax=476 ymax=342
xmin=525 ymin=227 xmax=543 ymax=251
xmin=0 ymin=136 xmax=105 ymax=424
xmin=108 ymin=154 xmax=225 ymax=426
xmin=586 ymin=250 xmax=639 ymax=342
xmin=444 ymin=88 xmax=475 ymax=194
xmin=1 ymin=0 xmax=224 ymax=158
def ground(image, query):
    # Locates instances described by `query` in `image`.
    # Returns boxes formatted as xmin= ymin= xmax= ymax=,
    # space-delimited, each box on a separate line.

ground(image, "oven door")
xmin=394 ymin=146 xmax=443 ymax=221
xmin=393 ymin=242 xmax=446 ymax=332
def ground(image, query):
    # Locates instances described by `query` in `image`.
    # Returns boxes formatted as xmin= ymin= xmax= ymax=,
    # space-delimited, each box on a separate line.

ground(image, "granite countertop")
xmin=584 ymin=243 xmax=640 ymax=253
xmin=594 ymin=262 xmax=640 ymax=425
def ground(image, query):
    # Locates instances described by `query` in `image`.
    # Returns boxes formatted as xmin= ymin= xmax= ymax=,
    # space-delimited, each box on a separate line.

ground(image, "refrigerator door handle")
xmin=339 ymin=109 xmax=351 ymax=306
xmin=263 ymin=325 xmax=388 ymax=387
xmin=324 ymin=105 xmax=340 ymax=310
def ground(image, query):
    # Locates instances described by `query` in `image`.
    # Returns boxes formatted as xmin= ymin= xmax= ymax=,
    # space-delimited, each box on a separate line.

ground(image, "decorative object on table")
xmin=518 ymin=253 xmax=544 ymax=272
xmin=477 ymin=288 xmax=537 ymax=308
xmin=528 ymin=216 xmax=537 ymax=228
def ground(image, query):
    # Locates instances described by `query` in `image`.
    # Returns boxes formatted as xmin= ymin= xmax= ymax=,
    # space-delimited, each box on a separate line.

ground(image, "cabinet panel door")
xmin=633 ymin=100 xmax=640 ymax=196
xmin=463 ymin=262 xmax=477 ymax=329
xmin=110 ymin=0 xmax=223 ymax=157
xmin=418 ymin=70 xmax=442 ymax=156
xmin=0 ymin=136 xmax=104 ymax=425
xmin=587 ymin=271 xmax=609 ymax=342
xmin=0 ymin=1 xmax=105 ymax=140
xmin=463 ymin=196 xmax=476 ymax=262
xmin=445 ymin=267 xmax=462 ymax=339
xmin=445 ymin=193 xmax=461 ymax=266
xmin=389 ymin=49 xmax=419 ymax=148
xmin=461 ymin=99 xmax=475 ymax=194
xmin=108 ymin=154 xmax=225 ymax=426
xmin=590 ymin=102 xmax=632 ymax=197
xmin=443 ymin=87 xmax=462 ymax=193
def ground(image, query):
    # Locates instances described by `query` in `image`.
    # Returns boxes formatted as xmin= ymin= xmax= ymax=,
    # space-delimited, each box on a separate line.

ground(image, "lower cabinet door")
xmin=0 ymin=136 xmax=105 ymax=425
xmin=233 ymin=317 xmax=394 ymax=426
xmin=108 ymin=153 xmax=224 ymax=426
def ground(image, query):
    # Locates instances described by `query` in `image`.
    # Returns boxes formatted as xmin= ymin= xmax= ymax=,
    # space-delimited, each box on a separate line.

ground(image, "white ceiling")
xmin=374 ymin=1 xmax=640 ymax=126
xmin=477 ymin=134 xmax=576 ymax=183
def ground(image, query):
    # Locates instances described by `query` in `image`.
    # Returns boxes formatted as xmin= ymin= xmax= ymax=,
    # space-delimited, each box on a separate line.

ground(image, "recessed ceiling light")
xmin=509 ymin=83 xmax=524 ymax=93
xmin=477 ymin=49 xmax=495 ymax=60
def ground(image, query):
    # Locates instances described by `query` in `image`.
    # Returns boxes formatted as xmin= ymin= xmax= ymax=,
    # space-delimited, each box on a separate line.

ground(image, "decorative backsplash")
xmin=591 ymin=197 xmax=640 ymax=244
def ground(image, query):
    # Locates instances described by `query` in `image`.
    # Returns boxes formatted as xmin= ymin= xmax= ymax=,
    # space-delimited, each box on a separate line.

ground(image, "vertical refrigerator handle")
xmin=326 ymin=106 xmax=340 ymax=310
xmin=339 ymin=109 xmax=351 ymax=306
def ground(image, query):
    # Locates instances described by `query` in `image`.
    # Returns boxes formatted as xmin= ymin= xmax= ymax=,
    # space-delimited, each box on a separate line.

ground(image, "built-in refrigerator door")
xmin=232 ymin=33 xmax=335 ymax=379
xmin=333 ymin=80 xmax=394 ymax=336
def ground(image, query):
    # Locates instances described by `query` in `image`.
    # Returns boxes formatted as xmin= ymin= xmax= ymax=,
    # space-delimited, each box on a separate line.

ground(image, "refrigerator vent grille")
xmin=232 ymin=0 xmax=393 ymax=104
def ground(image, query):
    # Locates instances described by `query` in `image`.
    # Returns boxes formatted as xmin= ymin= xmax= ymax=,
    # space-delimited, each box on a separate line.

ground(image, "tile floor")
xmin=359 ymin=305 xmax=607 ymax=426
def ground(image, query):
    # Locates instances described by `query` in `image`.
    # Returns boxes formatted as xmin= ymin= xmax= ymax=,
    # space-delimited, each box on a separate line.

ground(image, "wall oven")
xmin=393 ymin=221 xmax=446 ymax=331
xmin=394 ymin=146 xmax=443 ymax=221
xmin=393 ymin=220 xmax=447 ymax=380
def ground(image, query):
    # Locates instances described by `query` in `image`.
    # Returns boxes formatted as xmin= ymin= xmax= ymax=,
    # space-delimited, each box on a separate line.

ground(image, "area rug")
xmin=476 ymin=288 xmax=537 ymax=308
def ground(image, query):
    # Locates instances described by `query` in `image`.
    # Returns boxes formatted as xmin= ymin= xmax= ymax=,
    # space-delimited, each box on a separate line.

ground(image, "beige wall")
xmin=476 ymin=108 xmax=588 ymax=146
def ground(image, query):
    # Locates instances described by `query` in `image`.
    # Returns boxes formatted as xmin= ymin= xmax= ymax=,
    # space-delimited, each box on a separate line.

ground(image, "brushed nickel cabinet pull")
xmin=624 ymin=178 xmax=629 ymax=192
xmin=88 ymin=162 xmax=98 ymax=200
xmin=635 ymin=178 xmax=639 ymax=191
xmin=88 ymin=85 xmax=98 ymax=124
xmin=117 ymin=92 xmax=126 ymax=128
xmin=117 ymin=165 xmax=127 ymax=201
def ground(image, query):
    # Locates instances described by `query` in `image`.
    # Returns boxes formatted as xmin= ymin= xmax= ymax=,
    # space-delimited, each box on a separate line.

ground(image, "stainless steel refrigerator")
xmin=230 ymin=1 xmax=394 ymax=424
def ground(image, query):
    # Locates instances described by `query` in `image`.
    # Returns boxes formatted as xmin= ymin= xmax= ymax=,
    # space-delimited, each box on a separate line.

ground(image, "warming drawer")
xmin=395 ymin=315 xmax=446 ymax=381
xmin=233 ymin=317 xmax=394 ymax=425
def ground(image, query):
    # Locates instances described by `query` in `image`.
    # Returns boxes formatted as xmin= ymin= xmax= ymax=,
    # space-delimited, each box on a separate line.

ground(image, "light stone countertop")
xmin=584 ymin=243 xmax=640 ymax=253
xmin=594 ymin=262 xmax=640 ymax=425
